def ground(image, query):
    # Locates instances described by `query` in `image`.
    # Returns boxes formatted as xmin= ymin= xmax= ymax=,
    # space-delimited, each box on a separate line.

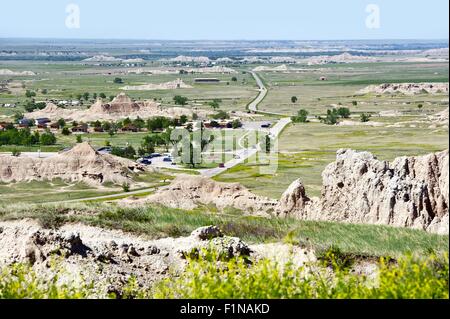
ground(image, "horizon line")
xmin=0 ymin=37 xmax=449 ymax=42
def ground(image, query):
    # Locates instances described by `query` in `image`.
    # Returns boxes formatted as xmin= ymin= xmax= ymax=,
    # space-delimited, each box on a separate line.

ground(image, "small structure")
xmin=18 ymin=118 xmax=32 ymax=127
xmin=71 ymin=123 xmax=89 ymax=133
xmin=319 ymin=76 xmax=328 ymax=81
xmin=121 ymin=124 xmax=139 ymax=132
xmin=0 ymin=122 xmax=12 ymax=131
xmin=35 ymin=118 xmax=51 ymax=126
xmin=194 ymin=78 xmax=220 ymax=84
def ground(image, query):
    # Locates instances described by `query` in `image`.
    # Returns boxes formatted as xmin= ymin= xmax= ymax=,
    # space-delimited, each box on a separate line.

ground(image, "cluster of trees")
xmin=111 ymin=145 xmax=136 ymax=159
xmin=138 ymin=129 xmax=173 ymax=156
xmin=0 ymin=127 xmax=56 ymax=146
xmin=292 ymin=109 xmax=309 ymax=123
xmin=319 ymin=107 xmax=351 ymax=125
xmin=24 ymin=100 xmax=47 ymax=113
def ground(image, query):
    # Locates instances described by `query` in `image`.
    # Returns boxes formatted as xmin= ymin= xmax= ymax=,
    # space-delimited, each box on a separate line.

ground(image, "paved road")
xmin=248 ymin=72 xmax=289 ymax=117
xmin=199 ymin=73 xmax=292 ymax=178
xmin=0 ymin=151 xmax=57 ymax=159
xmin=44 ymin=186 xmax=160 ymax=204
xmin=248 ymin=71 xmax=268 ymax=113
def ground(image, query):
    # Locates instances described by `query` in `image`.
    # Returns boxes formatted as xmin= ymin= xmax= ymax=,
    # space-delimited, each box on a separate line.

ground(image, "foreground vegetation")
xmin=1 ymin=251 xmax=448 ymax=299
xmin=153 ymin=251 xmax=449 ymax=299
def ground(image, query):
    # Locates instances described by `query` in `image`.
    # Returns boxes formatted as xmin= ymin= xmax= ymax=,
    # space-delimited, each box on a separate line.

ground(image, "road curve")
xmin=199 ymin=72 xmax=292 ymax=178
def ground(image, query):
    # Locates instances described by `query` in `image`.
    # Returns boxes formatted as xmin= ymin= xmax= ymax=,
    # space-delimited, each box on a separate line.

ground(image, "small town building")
xmin=35 ymin=118 xmax=51 ymax=126
xmin=18 ymin=118 xmax=32 ymax=126
xmin=71 ymin=123 xmax=89 ymax=133
xmin=194 ymin=78 xmax=220 ymax=83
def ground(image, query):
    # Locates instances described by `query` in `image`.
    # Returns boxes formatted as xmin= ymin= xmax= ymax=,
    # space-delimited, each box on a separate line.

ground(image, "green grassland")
xmin=0 ymin=202 xmax=447 ymax=258
xmin=0 ymin=61 xmax=257 ymax=117
xmin=216 ymin=119 xmax=449 ymax=198
xmin=257 ymin=62 xmax=448 ymax=116
xmin=0 ymin=171 xmax=171 ymax=206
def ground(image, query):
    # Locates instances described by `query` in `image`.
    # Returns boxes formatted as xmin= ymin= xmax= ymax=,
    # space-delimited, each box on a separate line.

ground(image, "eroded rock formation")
xmin=276 ymin=149 xmax=449 ymax=234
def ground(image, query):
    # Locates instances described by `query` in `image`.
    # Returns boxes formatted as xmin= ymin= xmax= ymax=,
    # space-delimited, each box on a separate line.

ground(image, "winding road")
xmin=199 ymin=72 xmax=291 ymax=177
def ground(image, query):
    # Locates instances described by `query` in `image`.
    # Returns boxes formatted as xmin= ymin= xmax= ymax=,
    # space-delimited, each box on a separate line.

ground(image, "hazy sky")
xmin=0 ymin=0 xmax=448 ymax=40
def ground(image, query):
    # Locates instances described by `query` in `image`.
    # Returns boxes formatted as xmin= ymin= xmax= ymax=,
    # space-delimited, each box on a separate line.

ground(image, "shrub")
xmin=0 ymin=263 xmax=99 ymax=299
xmin=360 ymin=113 xmax=371 ymax=122
xmin=11 ymin=149 xmax=21 ymax=157
xmin=173 ymin=95 xmax=188 ymax=106
xmin=152 ymin=252 xmax=449 ymax=299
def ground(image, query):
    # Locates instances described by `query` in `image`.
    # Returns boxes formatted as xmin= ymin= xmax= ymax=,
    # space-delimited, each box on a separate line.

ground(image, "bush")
xmin=0 ymin=263 xmax=99 ymax=299
xmin=152 ymin=252 xmax=449 ymax=299
xmin=173 ymin=95 xmax=188 ymax=106
xmin=11 ymin=149 xmax=21 ymax=157
xmin=360 ymin=113 xmax=371 ymax=122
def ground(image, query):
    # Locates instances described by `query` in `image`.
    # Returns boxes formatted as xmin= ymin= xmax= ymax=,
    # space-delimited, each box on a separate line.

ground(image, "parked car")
xmin=151 ymin=153 xmax=162 ymax=158
xmin=163 ymin=157 xmax=172 ymax=162
xmin=261 ymin=123 xmax=271 ymax=128
xmin=97 ymin=147 xmax=112 ymax=154
xmin=141 ymin=159 xmax=152 ymax=165
xmin=218 ymin=163 xmax=225 ymax=168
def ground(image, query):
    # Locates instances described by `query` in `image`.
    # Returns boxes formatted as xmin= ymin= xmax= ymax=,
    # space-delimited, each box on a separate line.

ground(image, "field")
xmin=257 ymin=62 xmax=448 ymax=116
xmin=215 ymin=62 xmax=449 ymax=198
xmin=0 ymin=61 xmax=256 ymax=117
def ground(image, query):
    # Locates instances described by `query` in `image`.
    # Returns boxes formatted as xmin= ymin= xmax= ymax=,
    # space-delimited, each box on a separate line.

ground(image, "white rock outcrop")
xmin=276 ymin=149 xmax=449 ymax=234
xmin=123 ymin=175 xmax=278 ymax=215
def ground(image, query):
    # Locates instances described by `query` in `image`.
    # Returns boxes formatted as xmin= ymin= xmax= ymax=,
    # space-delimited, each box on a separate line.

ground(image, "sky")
xmin=0 ymin=0 xmax=448 ymax=40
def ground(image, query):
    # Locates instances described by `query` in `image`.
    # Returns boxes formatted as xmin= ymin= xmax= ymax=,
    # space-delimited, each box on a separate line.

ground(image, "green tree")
xmin=13 ymin=112 xmax=24 ymax=123
xmin=61 ymin=127 xmax=71 ymax=135
xmin=180 ymin=115 xmax=189 ymax=125
xmin=99 ymin=93 xmax=107 ymax=99
xmin=291 ymin=96 xmax=298 ymax=103
xmin=231 ymin=76 xmax=238 ymax=82
xmin=336 ymin=107 xmax=351 ymax=118
xmin=360 ymin=113 xmax=371 ymax=122
xmin=82 ymin=92 xmax=90 ymax=101
xmin=113 ymin=78 xmax=124 ymax=84
xmin=57 ymin=118 xmax=66 ymax=128
xmin=292 ymin=109 xmax=309 ymax=123
xmin=231 ymin=119 xmax=242 ymax=129
xmin=208 ymin=101 xmax=220 ymax=109
xmin=173 ymin=95 xmax=188 ymax=106
xmin=320 ymin=109 xmax=339 ymax=125
xmin=39 ymin=131 xmax=56 ymax=145
xmin=25 ymin=90 xmax=36 ymax=98
xmin=76 ymin=135 xmax=83 ymax=143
